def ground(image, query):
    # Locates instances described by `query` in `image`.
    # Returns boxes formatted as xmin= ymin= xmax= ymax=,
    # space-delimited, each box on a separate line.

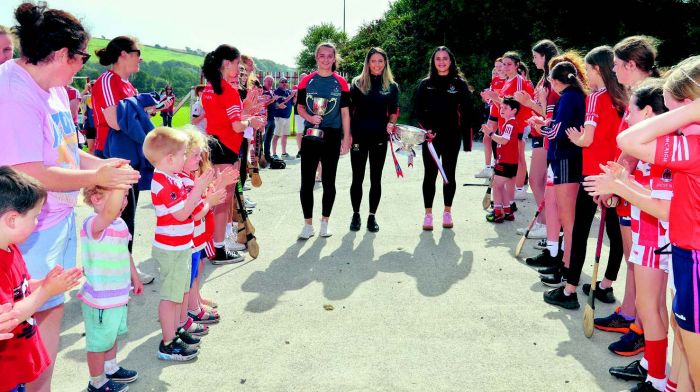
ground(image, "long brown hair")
xmin=352 ymin=47 xmax=395 ymax=94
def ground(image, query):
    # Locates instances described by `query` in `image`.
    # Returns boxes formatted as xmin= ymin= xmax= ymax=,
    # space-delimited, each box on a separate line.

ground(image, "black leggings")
xmin=239 ymin=139 xmax=248 ymax=187
xmin=300 ymin=130 xmax=342 ymax=219
xmin=565 ymin=186 xmax=624 ymax=286
xmin=350 ymin=140 xmax=388 ymax=214
xmin=120 ymin=183 xmax=139 ymax=253
xmin=422 ymin=138 xmax=461 ymax=209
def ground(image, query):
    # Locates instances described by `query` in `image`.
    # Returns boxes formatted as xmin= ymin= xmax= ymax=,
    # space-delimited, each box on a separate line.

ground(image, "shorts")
xmin=517 ymin=132 xmax=524 ymax=141
xmin=19 ymin=213 xmax=77 ymax=312
xmin=273 ymin=117 xmax=291 ymax=136
xmin=531 ymin=136 xmax=544 ymax=149
xmin=152 ymin=247 xmax=192 ymax=302
xmin=208 ymin=136 xmax=240 ymax=165
xmin=671 ymin=246 xmax=700 ymax=334
xmin=629 ymin=243 xmax=671 ymax=271
xmin=619 ymin=216 xmax=631 ymax=227
xmin=494 ymin=162 xmax=518 ymax=178
xmin=190 ymin=251 xmax=201 ymax=288
xmin=81 ymin=303 xmax=128 ymax=352
xmin=84 ymin=126 xmax=96 ymax=140
xmin=550 ymin=157 xmax=582 ymax=185
xmin=546 ymin=165 xmax=554 ymax=187
xmin=294 ymin=115 xmax=305 ymax=136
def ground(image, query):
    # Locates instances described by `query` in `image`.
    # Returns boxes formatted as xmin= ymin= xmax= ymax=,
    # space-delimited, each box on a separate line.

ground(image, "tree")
xmin=296 ymin=23 xmax=348 ymax=73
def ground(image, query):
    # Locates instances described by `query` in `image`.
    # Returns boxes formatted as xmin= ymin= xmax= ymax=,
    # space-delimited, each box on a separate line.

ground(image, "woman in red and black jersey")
xmin=201 ymin=44 xmax=265 ymax=263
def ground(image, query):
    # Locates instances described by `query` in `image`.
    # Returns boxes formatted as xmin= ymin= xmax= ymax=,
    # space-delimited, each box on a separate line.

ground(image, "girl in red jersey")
xmin=563 ymin=46 xmax=627 ymax=307
xmin=477 ymin=58 xmax=506 ymax=179
xmin=201 ymin=44 xmax=265 ymax=264
xmin=483 ymin=52 xmax=534 ymax=207
xmin=592 ymin=36 xmax=664 ymax=361
xmin=597 ymin=57 xmax=700 ymax=392
xmin=514 ymin=39 xmax=560 ymax=239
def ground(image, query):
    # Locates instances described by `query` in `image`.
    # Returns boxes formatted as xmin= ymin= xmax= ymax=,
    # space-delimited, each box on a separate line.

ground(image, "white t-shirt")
xmin=190 ymin=99 xmax=207 ymax=132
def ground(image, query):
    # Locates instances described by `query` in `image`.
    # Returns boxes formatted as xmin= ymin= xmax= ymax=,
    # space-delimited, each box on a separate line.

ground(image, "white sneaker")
xmin=298 ymin=224 xmax=315 ymax=240
xmin=514 ymin=189 xmax=528 ymax=200
xmin=225 ymin=235 xmax=247 ymax=252
xmin=319 ymin=220 xmax=332 ymax=237
xmin=528 ymin=223 xmax=547 ymax=239
xmin=244 ymin=198 xmax=257 ymax=209
xmin=475 ymin=166 xmax=494 ymax=178
xmin=242 ymin=184 xmax=252 ymax=191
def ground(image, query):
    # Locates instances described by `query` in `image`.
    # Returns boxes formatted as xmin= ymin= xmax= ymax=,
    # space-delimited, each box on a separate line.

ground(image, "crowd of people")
xmin=0 ymin=2 xmax=699 ymax=392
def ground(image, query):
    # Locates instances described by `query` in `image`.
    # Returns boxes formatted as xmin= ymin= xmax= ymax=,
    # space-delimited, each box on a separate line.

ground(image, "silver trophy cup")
xmin=304 ymin=96 xmax=336 ymax=140
xmin=392 ymin=125 xmax=427 ymax=157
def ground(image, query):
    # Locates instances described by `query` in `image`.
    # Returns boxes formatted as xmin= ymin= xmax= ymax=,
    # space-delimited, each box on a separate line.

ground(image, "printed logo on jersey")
xmin=447 ymin=85 xmax=457 ymax=94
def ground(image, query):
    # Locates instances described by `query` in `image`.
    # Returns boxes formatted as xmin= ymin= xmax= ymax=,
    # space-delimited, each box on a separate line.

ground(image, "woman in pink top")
xmin=0 ymin=3 xmax=139 ymax=390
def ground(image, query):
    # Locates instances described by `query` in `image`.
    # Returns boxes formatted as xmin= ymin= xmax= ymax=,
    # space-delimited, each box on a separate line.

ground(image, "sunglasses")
xmin=73 ymin=49 xmax=91 ymax=64
xmin=280 ymin=81 xmax=288 ymax=83
xmin=126 ymin=49 xmax=141 ymax=57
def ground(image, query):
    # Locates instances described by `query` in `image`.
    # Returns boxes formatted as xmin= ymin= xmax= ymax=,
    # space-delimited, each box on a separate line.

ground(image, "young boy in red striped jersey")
xmin=143 ymin=127 xmax=215 ymax=361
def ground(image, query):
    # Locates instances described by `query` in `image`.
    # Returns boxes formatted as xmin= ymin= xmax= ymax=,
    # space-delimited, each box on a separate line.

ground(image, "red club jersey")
xmin=654 ymin=133 xmax=700 ymax=249
xmin=92 ymin=70 xmax=137 ymax=151
xmin=151 ymin=170 xmax=194 ymax=251
xmin=582 ymin=89 xmax=622 ymax=176
xmin=202 ymin=81 xmax=243 ymax=153
xmin=498 ymin=75 xmax=534 ymax=135
xmin=496 ymin=118 xmax=519 ymax=164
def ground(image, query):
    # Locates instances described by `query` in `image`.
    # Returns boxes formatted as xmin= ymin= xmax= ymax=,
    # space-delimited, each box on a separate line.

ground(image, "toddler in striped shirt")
xmin=78 ymin=184 xmax=143 ymax=392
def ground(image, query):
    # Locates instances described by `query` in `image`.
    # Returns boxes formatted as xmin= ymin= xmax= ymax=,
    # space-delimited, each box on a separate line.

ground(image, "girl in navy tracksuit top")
xmin=539 ymin=61 xmax=585 ymax=295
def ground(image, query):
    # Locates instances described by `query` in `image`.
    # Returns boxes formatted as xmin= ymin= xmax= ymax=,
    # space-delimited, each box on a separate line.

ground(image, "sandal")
xmin=183 ymin=317 xmax=208 ymax=336
xmin=188 ymin=308 xmax=220 ymax=324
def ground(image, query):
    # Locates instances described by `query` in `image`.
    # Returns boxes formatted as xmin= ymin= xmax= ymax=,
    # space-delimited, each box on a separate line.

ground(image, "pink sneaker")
xmin=443 ymin=211 xmax=454 ymax=228
xmin=422 ymin=213 xmax=433 ymax=231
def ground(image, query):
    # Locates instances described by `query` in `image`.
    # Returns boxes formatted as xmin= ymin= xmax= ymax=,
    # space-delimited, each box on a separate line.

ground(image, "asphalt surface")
xmin=52 ymin=142 xmax=639 ymax=391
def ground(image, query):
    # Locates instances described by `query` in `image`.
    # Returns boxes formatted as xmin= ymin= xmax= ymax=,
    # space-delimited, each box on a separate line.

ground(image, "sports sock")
xmin=640 ymin=355 xmax=649 ymax=370
xmin=664 ymin=380 xmax=677 ymax=392
xmin=547 ymin=240 xmax=559 ymax=257
xmin=504 ymin=206 xmax=512 ymax=215
xmin=645 ymin=338 xmax=668 ymax=384
xmin=90 ymin=375 xmax=108 ymax=388
xmin=214 ymin=242 xmax=224 ymax=248
xmin=104 ymin=358 xmax=119 ymax=375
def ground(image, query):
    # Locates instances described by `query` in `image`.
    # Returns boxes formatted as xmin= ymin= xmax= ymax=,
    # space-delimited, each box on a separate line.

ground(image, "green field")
xmin=87 ymin=38 xmax=206 ymax=67
xmin=150 ymin=104 xmax=192 ymax=128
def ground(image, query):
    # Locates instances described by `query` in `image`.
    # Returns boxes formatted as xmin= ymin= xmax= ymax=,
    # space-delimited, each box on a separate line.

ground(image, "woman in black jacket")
xmin=349 ymin=47 xmax=399 ymax=232
xmin=413 ymin=46 xmax=479 ymax=230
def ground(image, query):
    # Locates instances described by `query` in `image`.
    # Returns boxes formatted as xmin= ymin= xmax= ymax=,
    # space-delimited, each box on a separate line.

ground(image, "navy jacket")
xmin=542 ymin=86 xmax=585 ymax=161
xmin=103 ymin=96 xmax=155 ymax=190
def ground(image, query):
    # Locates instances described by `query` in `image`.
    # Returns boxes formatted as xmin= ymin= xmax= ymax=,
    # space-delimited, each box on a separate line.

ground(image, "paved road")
xmin=53 ymin=142 xmax=635 ymax=391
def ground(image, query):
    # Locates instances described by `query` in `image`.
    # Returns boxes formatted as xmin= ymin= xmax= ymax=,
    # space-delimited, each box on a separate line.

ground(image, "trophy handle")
xmin=305 ymin=95 xmax=314 ymax=113
xmin=325 ymin=98 xmax=338 ymax=114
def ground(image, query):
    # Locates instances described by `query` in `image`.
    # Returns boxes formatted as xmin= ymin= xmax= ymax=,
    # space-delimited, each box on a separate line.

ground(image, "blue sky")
xmin=0 ymin=0 xmax=394 ymax=67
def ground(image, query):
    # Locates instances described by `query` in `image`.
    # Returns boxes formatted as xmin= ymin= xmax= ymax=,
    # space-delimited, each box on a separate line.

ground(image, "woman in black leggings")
xmin=296 ymin=42 xmax=352 ymax=239
xmin=349 ymin=47 xmax=399 ymax=232
xmin=412 ymin=46 xmax=479 ymax=230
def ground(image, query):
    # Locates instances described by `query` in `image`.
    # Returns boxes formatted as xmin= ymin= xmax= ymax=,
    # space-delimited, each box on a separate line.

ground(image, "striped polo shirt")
xmin=77 ymin=214 xmax=132 ymax=309
xmin=151 ymin=169 xmax=194 ymax=251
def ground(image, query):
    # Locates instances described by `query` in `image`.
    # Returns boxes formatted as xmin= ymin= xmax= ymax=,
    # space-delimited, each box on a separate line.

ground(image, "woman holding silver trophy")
xmin=412 ymin=46 xmax=480 ymax=231
xmin=348 ymin=47 xmax=400 ymax=233
xmin=296 ymin=42 xmax=352 ymax=239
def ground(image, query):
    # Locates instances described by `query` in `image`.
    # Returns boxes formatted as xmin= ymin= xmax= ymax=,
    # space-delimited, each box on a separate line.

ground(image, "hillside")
xmin=87 ymin=38 xmax=295 ymax=72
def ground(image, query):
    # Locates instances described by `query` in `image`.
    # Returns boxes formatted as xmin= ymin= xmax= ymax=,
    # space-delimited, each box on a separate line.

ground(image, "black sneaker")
xmin=210 ymin=247 xmax=245 ymax=265
xmin=158 ymin=339 xmax=199 ymax=361
xmin=609 ymin=326 xmax=645 ymax=356
xmin=534 ymin=238 xmax=547 ymax=250
xmin=106 ymin=367 xmax=138 ymax=383
xmin=526 ymin=249 xmax=560 ymax=267
xmin=367 ymin=215 xmax=379 ymax=233
xmin=176 ymin=327 xmax=201 ymax=346
xmin=543 ymin=286 xmax=580 ymax=309
xmin=87 ymin=379 xmax=128 ymax=392
xmin=540 ymin=272 xmax=565 ymax=288
xmin=630 ymin=381 xmax=660 ymax=392
xmin=349 ymin=212 xmax=361 ymax=231
xmin=536 ymin=264 xmax=561 ymax=276
xmin=510 ymin=202 xmax=518 ymax=212
xmin=609 ymin=359 xmax=648 ymax=382
xmin=595 ymin=307 xmax=633 ymax=333
xmin=582 ymin=281 xmax=617 ymax=304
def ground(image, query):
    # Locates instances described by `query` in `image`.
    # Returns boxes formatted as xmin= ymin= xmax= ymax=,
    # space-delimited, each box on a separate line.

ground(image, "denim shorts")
xmin=18 ymin=213 xmax=77 ymax=312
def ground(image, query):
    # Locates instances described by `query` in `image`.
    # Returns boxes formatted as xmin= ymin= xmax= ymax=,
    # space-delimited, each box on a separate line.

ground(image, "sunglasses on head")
xmin=73 ymin=49 xmax=91 ymax=64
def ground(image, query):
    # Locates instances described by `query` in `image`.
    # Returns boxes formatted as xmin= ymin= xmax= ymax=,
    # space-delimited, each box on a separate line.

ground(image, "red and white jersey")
xmin=582 ymin=88 xmax=622 ymax=176
xmin=616 ymin=105 xmax=632 ymax=218
xmin=654 ymin=132 xmax=700 ymax=249
xmin=202 ymin=80 xmax=243 ymax=153
xmin=496 ymin=117 xmax=519 ymax=164
xmin=151 ymin=170 xmax=194 ymax=251
xmin=629 ymin=162 xmax=672 ymax=269
xmin=92 ymin=70 xmax=137 ymax=151
xmin=498 ymin=75 xmax=534 ymax=134
xmin=178 ymin=172 xmax=208 ymax=252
